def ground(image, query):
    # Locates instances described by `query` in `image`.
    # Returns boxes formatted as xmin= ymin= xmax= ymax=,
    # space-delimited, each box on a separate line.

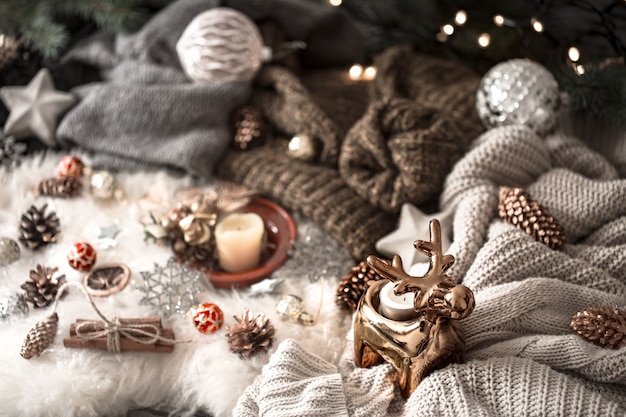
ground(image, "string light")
xmin=531 ymin=18 xmax=544 ymax=33
xmin=363 ymin=66 xmax=377 ymax=80
xmin=348 ymin=64 xmax=363 ymax=80
xmin=568 ymin=46 xmax=580 ymax=62
xmin=442 ymin=24 xmax=455 ymax=36
xmin=436 ymin=32 xmax=447 ymax=42
xmin=493 ymin=15 xmax=505 ymax=26
xmin=348 ymin=64 xmax=377 ymax=81
xmin=478 ymin=33 xmax=491 ymax=48
xmin=454 ymin=10 xmax=467 ymax=26
xmin=328 ymin=0 xmax=342 ymax=6
xmin=575 ymin=64 xmax=585 ymax=75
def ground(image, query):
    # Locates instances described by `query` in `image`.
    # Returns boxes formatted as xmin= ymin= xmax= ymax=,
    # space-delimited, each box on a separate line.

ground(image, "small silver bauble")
xmin=476 ymin=59 xmax=560 ymax=135
xmin=286 ymin=134 xmax=318 ymax=162
xmin=176 ymin=8 xmax=264 ymax=83
xmin=0 ymin=237 xmax=20 ymax=267
xmin=275 ymin=294 xmax=314 ymax=325
xmin=90 ymin=170 xmax=124 ymax=200
xmin=0 ymin=292 xmax=29 ymax=323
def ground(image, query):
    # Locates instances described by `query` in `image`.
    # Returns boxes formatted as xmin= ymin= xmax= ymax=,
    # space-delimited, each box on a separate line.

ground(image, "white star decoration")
xmin=139 ymin=258 xmax=203 ymax=318
xmin=247 ymin=277 xmax=285 ymax=297
xmin=0 ymin=68 xmax=76 ymax=147
xmin=97 ymin=223 xmax=122 ymax=249
xmin=376 ymin=203 xmax=454 ymax=273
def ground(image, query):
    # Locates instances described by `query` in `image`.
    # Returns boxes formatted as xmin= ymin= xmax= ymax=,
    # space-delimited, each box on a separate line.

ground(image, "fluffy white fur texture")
xmin=0 ymin=152 xmax=354 ymax=417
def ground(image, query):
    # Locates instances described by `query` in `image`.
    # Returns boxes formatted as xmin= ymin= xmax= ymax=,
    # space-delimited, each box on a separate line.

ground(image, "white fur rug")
xmin=0 ymin=152 xmax=354 ymax=417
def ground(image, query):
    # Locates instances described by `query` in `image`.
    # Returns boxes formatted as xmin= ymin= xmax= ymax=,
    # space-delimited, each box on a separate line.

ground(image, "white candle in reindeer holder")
xmin=214 ymin=213 xmax=265 ymax=273
xmin=378 ymin=281 xmax=419 ymax=321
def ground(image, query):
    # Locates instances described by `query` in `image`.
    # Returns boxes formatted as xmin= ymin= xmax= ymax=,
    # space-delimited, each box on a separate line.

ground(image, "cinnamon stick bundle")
xmin=63 ymin=317 xmax=175 ymax=353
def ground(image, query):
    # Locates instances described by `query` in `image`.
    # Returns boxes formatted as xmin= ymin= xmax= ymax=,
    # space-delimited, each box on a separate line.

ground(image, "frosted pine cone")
xmin=21 ymin=265 xmax=66 ymax=308
xmin=35 ymin=176 xmax=82 ymax=198
xmin=571 ymin=307 xmax=626 ymax=349
xmin=21 ymin=313 xmax=58 ymax=359
xmin=18 ymin=204 xmax=60 ymax=250
xmin=336 ymin=260 xmax=384 ymax=313
xmin=498 ymin=187 xmax=565 ymax=250
xmin=226 ymin=309 xmax=275 ymax=358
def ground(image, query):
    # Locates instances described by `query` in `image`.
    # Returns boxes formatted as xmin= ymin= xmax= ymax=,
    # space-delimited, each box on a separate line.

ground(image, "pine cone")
xmin=0 ymin=34 xmax=18 ymax=71
xmin=226 ymin=309 xmax=276 ymax=358
xmin=336 ymin=260 xmax=385 ymax=313
xmin=21 ymin=313 xmax=58 ymax=359
xmin=571 ymin=307 xmax=626 ymax=349
xmin=21 ymin=265 xmax=67 ymax=308
xmin=232 ymin=105 xmax=266 ymax=150
xmin=162 ymin=203 xmax=214 ymax=267
xmin=18 ymin=204 xmax=61 ymax=250
xmin=34 ymin=175 xmax=82 ymax=198
xmin=498 ymin=187 xmax=565 ymax=250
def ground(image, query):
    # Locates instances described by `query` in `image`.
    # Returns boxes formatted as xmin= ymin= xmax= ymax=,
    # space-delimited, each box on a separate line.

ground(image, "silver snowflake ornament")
xmin=278 ymin=214 xmax=353 ymax=283
xmin=138 ymin=257 xmax=203 ymax=318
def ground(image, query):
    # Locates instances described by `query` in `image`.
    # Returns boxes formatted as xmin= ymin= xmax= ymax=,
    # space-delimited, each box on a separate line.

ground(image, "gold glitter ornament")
xmin=0 ymin=34 xmax=18 ymax=71
xmin=286 ymin=134 xmax=318 ymax=162
xmin=276 ymin=295 xmax=315 ymax=326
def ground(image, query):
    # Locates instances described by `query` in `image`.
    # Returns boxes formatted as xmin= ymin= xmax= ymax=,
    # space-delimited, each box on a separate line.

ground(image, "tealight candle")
xmin=379 ymin=281 xmax=418 ymax=321
xmin=214 ymin=212 xmax=265 ymax=273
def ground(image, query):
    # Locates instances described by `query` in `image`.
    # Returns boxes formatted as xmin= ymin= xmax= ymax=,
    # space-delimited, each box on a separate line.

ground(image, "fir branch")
xmin=0 ymin=0 xmax=167 ymax=58
xmin=556 ymin=62 xmax=626 ymax=126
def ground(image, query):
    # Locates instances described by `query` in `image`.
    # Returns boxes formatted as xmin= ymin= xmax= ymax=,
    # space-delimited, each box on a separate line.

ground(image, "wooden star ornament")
xmin=0 ymin=69 xmax=77 ymax=147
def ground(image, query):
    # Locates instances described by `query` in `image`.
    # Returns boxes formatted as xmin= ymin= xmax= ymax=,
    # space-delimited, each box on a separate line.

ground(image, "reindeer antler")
xmin=413 ymin=219 xmax=455 ymax=274
xmin=368 ymin=219 xmax=472 ymax=321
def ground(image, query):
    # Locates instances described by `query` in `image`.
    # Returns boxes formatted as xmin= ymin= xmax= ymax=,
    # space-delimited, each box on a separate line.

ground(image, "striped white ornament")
xmin=176 ymin=7 xmax=264 ymax=83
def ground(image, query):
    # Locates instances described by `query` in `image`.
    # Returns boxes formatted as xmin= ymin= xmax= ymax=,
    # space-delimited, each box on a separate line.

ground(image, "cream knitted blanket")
xmin=234 ymin=125 xmax=626 ymax=416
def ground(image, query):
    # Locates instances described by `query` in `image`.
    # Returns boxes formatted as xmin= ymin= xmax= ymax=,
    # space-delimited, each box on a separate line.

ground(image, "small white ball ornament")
xmin=176 ymin=8 xmax=265 ymax=83
xmin=476 ymin=59 xmax=560 ymax=135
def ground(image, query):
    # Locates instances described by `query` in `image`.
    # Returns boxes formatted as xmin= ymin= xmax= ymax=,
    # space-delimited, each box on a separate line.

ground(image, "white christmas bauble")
xmin=176 ymin=8 xmax=264 ymax=83
xmin=476 ymin=59 xmax=560 ymax=135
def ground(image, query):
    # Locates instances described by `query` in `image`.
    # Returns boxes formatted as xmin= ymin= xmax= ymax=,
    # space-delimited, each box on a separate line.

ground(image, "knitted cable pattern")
xmin=234 ymin=125 xmax=626 ymax=417
xmin=339 ymin=47 xmax=484 ymax=213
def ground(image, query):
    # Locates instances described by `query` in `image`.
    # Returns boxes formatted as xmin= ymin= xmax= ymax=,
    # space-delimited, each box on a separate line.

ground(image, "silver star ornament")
xmin=0 ymin=68 xmax=76 ymax=147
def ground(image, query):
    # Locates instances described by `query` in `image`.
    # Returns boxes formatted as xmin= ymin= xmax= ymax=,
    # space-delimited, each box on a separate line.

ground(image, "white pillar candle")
xmin=214 ymin=212 xmax=265 ymax=273
xmin=378 ymin=281 xmax=418 ymax=321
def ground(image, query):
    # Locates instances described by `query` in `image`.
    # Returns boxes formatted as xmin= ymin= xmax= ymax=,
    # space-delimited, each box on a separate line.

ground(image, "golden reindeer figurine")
xmin=353 ymin=219 xmax=475 ymax=398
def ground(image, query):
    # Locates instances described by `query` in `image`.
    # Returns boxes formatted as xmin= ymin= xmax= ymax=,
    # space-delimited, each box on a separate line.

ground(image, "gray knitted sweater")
xmin=234 ymin=125 xmax=626 ymax=416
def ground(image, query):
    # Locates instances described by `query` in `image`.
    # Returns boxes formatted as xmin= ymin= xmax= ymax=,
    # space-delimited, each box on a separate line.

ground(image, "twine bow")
xmin=74 ymin=317 xmax=171 ymax=353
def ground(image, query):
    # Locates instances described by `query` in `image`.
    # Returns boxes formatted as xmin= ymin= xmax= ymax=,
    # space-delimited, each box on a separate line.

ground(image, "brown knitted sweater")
xmin=217 ymin=46 xmax=483 ymax=260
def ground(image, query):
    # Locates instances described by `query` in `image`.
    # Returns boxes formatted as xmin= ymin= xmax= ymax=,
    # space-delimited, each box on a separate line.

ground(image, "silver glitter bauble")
xmin=176 ymin=8 xmax=265 ymax=83
xmin=0 ymin=237 xmax=20 ymax=266
xmin=476 ymin=59 xmax=560 ymax=135
xmin=0 ymin=292 xmax=29 ymax=323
